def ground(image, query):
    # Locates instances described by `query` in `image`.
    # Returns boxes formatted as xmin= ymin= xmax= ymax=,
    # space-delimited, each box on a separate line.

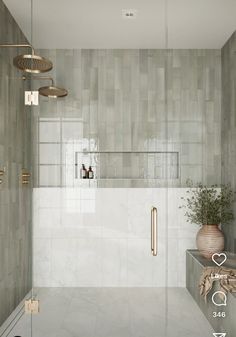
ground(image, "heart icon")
xmin=212 ymin=253 xmax=227 ymax=267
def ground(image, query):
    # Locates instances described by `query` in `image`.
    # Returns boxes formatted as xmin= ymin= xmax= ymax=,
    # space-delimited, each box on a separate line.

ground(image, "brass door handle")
xmin=151 ymin=207 xmax=157 ymax=256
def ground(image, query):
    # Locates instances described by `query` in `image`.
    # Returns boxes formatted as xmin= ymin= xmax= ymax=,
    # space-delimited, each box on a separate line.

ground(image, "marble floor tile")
xmin=6 ymin=287 xmax=214 ymax=337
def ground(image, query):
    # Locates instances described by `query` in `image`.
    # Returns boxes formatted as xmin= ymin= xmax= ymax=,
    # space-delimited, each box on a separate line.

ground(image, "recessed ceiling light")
xmin=122 ymin=9 xmax=137 ymax=19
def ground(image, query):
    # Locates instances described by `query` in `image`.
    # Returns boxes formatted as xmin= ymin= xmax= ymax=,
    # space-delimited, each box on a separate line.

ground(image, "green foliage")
xmin=179 ymin=180 xmax=234 ymax=225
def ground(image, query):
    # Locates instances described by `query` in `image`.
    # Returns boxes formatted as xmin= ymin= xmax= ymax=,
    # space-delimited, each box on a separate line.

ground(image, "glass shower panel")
xmin=29 ymin=0 xmax=236 ymax=337
xmin=0 ymin=1 xmax=33 ymax=337
xmin=31 ymin=1 xmax=170 ymax=337
xmin=167 ymin=1 xmax=236 ymax=337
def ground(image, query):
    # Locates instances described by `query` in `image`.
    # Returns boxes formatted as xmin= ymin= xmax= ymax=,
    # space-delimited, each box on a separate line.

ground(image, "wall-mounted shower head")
xmin=13 ymin=54 xmax=53 ymax=73
xmin=27 ymin=76 xmax=68 ymax=98
xmin=38 ymin=85 xmax=68 ymax=98
xmin=0 ymin=44 xmax=53 ymax=73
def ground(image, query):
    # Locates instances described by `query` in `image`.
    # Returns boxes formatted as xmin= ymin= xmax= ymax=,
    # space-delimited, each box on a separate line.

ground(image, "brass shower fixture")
xmin=0 ymin=168 xmax=5 ymax=185
xmin=21 ymin=170 xmax=31 ymax=185
xmin=0 ymin=44 xmax=53 ymax=73
xmin=26 ymin=75 xmax=68 ymax=98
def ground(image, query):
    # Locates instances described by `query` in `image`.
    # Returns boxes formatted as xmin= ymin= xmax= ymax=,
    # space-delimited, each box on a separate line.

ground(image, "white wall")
xmin=33 ymin=188 xmax=198 ymax=287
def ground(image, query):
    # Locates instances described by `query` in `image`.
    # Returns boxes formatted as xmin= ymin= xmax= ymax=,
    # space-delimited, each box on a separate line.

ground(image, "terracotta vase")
xmin=196 ymin=224 xmax=224 ymax=259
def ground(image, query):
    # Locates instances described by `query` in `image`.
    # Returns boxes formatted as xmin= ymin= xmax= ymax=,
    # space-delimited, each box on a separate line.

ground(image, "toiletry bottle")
xmin=81 ymin=164 xmax=87 ymax=179
xmin=88 ymin=166 xmax=94 ymax=179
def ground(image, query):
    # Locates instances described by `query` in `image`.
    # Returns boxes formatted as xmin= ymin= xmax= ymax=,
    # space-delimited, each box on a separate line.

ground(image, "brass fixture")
xmin=0 ymin=168 xmax=5 ymax=184
xmin=25 ymin=299 xmax=40 ymax=314
xmin=151 ymin=207 xmax=157 ymax=256
xmin=23 ymin=75 xmax=68 ymax=98
xmin=38 ymin=77 xmax=68 ymax=98
xmin=39 ymin=85 xmax=68 ymax=98
xmin=0 ymin=44 xmax=53 ymax=73
xmin=21 ymin=170 xmax=31 ymax=185
xmin=22 ymin=173 xmax=31 ymax=177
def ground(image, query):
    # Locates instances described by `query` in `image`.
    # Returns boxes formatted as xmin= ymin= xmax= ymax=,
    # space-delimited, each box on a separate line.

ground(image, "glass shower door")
xmin=166 ymin=1 xmax=235 ymax=337
xmin=0 ymin=1 xmax=33 ymax=337
xmin=29 ymin=1 xmax=170 ymax=336
xmin=29 ymin=1 xmax=236 ymax=337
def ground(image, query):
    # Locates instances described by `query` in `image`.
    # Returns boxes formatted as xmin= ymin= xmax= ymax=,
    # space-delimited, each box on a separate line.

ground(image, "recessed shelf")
xmin=76 ymin=151 xmax=178 ymax=153
xmin=77 ymin=178 xmax=176 ymax=181
xmin=75 ymin=151 xmax=179 ymax=180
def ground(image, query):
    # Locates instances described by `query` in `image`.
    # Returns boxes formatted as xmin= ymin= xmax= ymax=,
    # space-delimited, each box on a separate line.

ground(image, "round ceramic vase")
xmin=196 ymin=224 xmax=224 ymax=259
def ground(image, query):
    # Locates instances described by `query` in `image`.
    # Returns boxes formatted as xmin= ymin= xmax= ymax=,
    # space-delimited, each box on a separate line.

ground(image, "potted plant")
xmin=180 ymin=180 xmax=234 ymax=259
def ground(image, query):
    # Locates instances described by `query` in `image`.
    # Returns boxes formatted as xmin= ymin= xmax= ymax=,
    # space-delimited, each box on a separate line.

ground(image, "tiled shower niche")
xmin=75 ymin=151 xmax=179 ymax=180
xmin=37 ymin=119 xmax=180 ymax=187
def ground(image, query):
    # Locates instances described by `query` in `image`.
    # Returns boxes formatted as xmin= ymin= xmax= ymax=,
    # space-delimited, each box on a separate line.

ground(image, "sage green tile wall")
xmin=33 ymin=49 xmax=221 ymax=188
xmin=0 ymin=0 xmax=32 ymax=326
xmin=221 ymin=32 xmax=236 ymax=253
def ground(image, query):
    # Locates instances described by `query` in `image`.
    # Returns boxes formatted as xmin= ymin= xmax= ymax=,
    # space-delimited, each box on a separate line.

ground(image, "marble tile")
xmin=127 ymin=238 xmax=155 ymax=286
xmin=98 ymin=189 xmax=129 ymax=238
xmin=33 ymin=188 xmax=201 ymax=287
xmin=33 ymin=238 xmax=51 ymax=286
xmin=101 ymin=238 xmax=127 ymax=286
xmin=37 ymin=187 xmax=62 ymax=208
xmin=50 ymin=238 xmax=78 ymax=287
xmin=6 ymin=288 xmax=214 ymax=337
xmin=76 ymin=238 xmax=102 ymax=286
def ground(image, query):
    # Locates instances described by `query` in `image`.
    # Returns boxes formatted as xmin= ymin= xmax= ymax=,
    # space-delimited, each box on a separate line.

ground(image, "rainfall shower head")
xmin=0 ymin=44 xmax=53 ymax=73
xmin=38 ymin=85 xmax=68 ymax=98
xmin=13 ymin=54 xmax=53 ymax=73
xmin=28 ymin=76 xmax=68 ymax=98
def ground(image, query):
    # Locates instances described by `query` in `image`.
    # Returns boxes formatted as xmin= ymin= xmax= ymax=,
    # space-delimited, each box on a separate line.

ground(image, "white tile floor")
xmin=7 ymin=288 xmax=214 ymax=337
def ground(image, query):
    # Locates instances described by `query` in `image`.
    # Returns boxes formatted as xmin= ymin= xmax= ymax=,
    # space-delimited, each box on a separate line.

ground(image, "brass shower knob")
xmin=21 ymin=170 xmax=31 ymax=185
xmin=22 ymin=173 xmax=31 ymax=178
xmin=0 ymin=169 xmax=5 ymax=184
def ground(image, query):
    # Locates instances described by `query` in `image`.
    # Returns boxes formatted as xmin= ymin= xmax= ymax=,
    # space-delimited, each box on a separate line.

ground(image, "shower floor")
xmin=8 ymin=287 xmax=213 ymax=337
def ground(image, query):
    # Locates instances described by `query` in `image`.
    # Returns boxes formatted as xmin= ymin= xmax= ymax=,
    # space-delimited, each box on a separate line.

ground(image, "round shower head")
xmin=13 ymin=54 xmax=53 ymax=73
xmin=38 ymin=85 xmax=68 ymax=98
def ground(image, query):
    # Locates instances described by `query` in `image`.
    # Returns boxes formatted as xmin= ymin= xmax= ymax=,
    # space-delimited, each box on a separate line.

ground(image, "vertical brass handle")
xmin=151 ymin=207 xmax=157 ymax=256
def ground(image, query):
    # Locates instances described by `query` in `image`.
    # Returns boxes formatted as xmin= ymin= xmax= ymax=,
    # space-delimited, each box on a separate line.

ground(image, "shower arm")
xmin=0 ymin=44 xmax=35 ymax=55
xmin=22 ymin=76 xmax=54 ymax=86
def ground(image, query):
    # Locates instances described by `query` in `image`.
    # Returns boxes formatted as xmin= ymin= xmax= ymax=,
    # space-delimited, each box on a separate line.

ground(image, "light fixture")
xmin=122 ymin=9 xmax=137 ymax=19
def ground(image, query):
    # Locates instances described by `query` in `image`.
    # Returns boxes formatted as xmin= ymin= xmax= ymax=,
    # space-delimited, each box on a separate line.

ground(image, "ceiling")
xmin=3 ymin=0 xmax=236 ymax=49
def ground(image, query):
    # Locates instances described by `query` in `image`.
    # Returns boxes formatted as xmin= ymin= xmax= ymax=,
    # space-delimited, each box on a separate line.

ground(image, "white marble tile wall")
xmin=33 ymin=188 xmax=198 ymax=287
